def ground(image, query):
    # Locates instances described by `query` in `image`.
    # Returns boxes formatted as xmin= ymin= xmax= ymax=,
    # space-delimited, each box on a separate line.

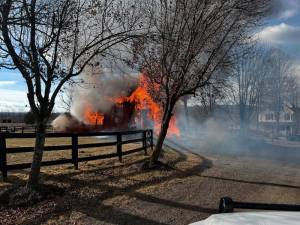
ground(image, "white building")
xmin=259 ymin=108 xmax=294 ymax=136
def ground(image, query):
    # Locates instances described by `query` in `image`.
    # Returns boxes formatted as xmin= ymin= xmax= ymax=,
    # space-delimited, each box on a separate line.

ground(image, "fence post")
xmin=142 ymin=131 xmax=147 ymax=155
xmin=0 ymin=135 xmax=7 ymax=181
xmin=150 ymin=130 xmax=154 ymax=150
xmin=72 ymin=135 xmax=79 ymax=170
xmin=117 ymin=133 xmax=122 ymax=162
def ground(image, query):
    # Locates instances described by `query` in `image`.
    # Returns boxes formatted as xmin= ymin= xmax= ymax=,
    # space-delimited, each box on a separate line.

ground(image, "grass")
xmin=2 ymin=136 xmax=143 ymax=186
xmin=0 ymin=145 xmax=202 ymax=225
xmin=1 ymin=137 xmax=299 ymax=225
xmin=6 ymin=136 xmax=142 ymax=164
xmin=0 ymin=137 xmax=205 ymax=225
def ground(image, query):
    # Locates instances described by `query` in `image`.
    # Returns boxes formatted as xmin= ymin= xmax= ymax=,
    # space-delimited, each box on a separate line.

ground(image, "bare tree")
xmin=264 ymin=49 xmax=292 ymax=136
xmin=0 ymin=0 xmax=144 ymax=187
xmin=285 ymin=73 xmax=300 ymax=135
xmin=288 ymin=104 xmax=300 ymax=136
xmin=180 ymin=95 xmax=190 ymax=133
xmin=133 ymin=0 xmax=270 ymax=165
xmin=59 ymin=82 xmax=76 ymax=113
xmin=196 ymin=74 xmax=231 ymax=112
xmin=231 ymin=47 xmax=269 ymax=133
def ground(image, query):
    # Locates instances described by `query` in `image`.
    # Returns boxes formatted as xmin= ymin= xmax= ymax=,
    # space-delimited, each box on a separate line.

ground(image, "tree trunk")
xmin=27 ymin=122 xmax=46 ymax=188
xmin=183 ymin=97 xmax=189 ymax=133
xmin=256 ymin=97 xmax=260 ymax=131
xmin=292 ymin=109 xmax=300 ymax=136
xmin=275 ymin=111 xmax=280 ymax=137
xmin=150 ymin=104 xmax=174 ymax=165
xmin=256 ymin=111 xmax=260 ymax=131
xmin=240 ymin=103 xmax=247 ymax=135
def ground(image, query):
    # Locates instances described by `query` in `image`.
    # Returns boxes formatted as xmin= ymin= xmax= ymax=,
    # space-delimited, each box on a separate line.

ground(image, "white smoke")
xmin=51 ymin=113 xmax=81 ymax=132
xmin=70 ymin=65 xmax=138 ymax=124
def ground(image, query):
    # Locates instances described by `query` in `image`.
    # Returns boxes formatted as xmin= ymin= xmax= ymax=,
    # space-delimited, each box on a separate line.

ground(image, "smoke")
xmin=51 ymin=113 xmax=81 ymax=132
xmin=70 ymin=66 xmax=138 ymax=124
xmin=167 ymin=104 xmax=300 ymax=167
xmin=173 ymin=107 xmax=244 ymax=156
xmin=173 ymin=109 xmax=235 ymax=154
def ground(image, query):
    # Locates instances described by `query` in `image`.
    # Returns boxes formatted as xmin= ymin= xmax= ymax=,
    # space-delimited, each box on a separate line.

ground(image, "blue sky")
xmin=0 ymin=69 xmax=65 ymax=112
xmin=1 ymin=0 xmax=300 ymax=112
xmin=257 ymin=0 xmax=300 ymax=60
xmin=0 ymin=69 xmax=29 ymax=112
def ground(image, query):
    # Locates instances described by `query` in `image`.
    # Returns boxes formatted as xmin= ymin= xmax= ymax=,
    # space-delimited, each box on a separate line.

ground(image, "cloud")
xmin=279 ymin=9 xmax=298 ymax=19
xmin=0 ymin=80 xmax=16 ymax=87
xmin=0 ymin=88 xmax=65 ymax=112
xmin=272 ymin=0 xmax=300 ymax=19
xmin=0 ymin=89 xmax=28 ymax=112
xmin=257 ymin=23 xmax=300 ymax=44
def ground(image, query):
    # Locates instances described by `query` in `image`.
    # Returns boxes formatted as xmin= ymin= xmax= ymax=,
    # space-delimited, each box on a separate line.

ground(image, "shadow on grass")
xmin=2 ymin=157 xmax=148 ymax=186
xmin=3 ymin=145 xmax=299 ymax=225
xmin=3 ymin=149 xmax=215 ymax=225
xmin=200 ymin=175 xmax=300 ymax=190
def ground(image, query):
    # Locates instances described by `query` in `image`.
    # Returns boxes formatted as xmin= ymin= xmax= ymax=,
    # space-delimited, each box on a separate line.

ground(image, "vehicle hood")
xmin=190 ymin=211 xmax=300 ymax=225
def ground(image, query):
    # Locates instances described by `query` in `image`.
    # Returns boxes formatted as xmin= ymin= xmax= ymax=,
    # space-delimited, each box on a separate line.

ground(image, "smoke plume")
xmin=70 ymin=66 xmax=138 ymax=124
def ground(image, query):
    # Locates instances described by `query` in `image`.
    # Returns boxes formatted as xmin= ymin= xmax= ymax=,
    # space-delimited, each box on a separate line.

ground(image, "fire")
xmin=83 ymin=105 xmax=104 ymax=125
xmin=114 ymin=74 xmax=180 ymax=137
xmin=81 ymin=74 xmax=180 ymax=137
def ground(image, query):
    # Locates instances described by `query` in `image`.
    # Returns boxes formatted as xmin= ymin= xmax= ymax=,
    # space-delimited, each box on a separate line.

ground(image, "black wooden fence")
xmin=0 ymin=129 xmax=153 ymax=180
xmin=0 ymin=125 xmax=53 ymax=133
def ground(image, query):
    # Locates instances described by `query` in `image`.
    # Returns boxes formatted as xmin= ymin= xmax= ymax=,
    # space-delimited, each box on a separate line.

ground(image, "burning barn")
xmin=52 ymin=70 xmax=180 ymax=137
xmin=83 ymin=90 xmax=138 ymax=130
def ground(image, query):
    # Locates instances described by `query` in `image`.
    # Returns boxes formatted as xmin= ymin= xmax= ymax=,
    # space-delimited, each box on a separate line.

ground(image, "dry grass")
xmin=1 ymin=137 xmax=298 ymax=225
xmin=2 ymin=136 xmax=144 ymax=188
xmin=0 ymin=139 xmax=204 ymax=225
xmin=5 ymin=136 xmax=141 ymax=169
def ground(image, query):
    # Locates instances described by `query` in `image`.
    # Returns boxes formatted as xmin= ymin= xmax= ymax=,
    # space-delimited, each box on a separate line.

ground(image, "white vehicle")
xmin=191 ymin=211 xmax=300 ymax=225
xmin=190 ymin=197 xmax=300 ymax=225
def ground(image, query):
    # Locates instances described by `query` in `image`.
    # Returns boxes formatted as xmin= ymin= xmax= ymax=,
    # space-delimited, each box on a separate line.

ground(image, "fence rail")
xmin=0 ymin=129 xmax=153 ymax=180
xmin=0 ymin=125 xmax=53 ymax=133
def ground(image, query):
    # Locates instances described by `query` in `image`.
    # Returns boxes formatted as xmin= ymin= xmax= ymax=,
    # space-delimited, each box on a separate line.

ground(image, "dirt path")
xmin=110 ymin=153 xmax=300 ymax=225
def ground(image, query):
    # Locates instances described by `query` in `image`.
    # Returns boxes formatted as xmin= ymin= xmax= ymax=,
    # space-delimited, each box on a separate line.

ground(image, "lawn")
xmin=0 ymin=137 xmax=205 ymax=225
xmin=1 ymin=136 xmax=143 ymax=187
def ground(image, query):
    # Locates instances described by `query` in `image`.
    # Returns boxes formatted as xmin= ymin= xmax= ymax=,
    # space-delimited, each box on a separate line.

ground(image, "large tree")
xmin=286 ymin=74 xmax=300 ymax=135
xmin=0 ymin=0 xmax=143 ymax=187
xmin=264 ymin=49 xmax=293 ymax=136
xmin=231 ymin=47 xmax=269 ymax=133
xmin=133 ymin=0 xmax=270 ymax=165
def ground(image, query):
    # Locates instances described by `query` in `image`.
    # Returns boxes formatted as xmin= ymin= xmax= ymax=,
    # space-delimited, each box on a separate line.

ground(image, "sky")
xmin=1 ymin=0 xmax=300 ymax=112
xmin=0 ymin=70 xmax=29 ymax=112
xmin=257 ymin=0 xmax=300 ymax=60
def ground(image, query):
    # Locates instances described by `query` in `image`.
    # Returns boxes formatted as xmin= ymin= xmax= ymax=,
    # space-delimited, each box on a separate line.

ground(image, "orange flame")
xmin=83 ymin=105 xmax=104 ymax=125
xmin=82 ymin=74 xmax=180 ymax=137
xmin=114 ymin=74 xmax=180 ymax=137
